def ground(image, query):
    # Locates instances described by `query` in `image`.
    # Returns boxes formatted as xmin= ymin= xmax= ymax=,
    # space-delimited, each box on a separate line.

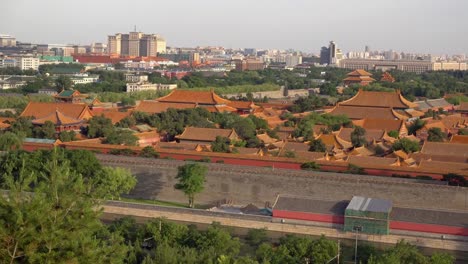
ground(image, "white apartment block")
xmin=14 ymin=56 xmax=40 ymax=71
xmin=125 ymin=74 xmax=149 ymax=83
xmin=126 ymin=82 xmax=177 ymax=92
xmin=70 ymin=74 xmax=99 ymax=85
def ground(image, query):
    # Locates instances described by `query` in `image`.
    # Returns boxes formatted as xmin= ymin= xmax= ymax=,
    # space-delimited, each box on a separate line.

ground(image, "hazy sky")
xmin=2 ymin=0 xmax=467 ymax=54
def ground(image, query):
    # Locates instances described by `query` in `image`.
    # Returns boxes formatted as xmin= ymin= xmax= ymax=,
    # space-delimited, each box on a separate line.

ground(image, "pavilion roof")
xmin=157 ymin=89 xmax=231 ymax=105
xmin=339 ymin=90 xmax=417 ymax=109
xmin=21 ymin=102 xmax=92 ymax=120
xmin=32 ymin=109 xmax=85 ymax=126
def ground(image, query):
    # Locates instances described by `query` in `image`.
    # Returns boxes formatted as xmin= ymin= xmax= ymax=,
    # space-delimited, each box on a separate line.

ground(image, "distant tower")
xmin=320 ymin=46 xmax=330 ymax=65
xmin=365 ymin=45 xmax=371 ymax=53
xmin=329 ymin=41 xmax=337 ymax=64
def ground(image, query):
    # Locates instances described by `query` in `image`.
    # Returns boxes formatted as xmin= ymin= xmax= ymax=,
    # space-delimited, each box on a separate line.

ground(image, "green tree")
xmin=246 ymin=228 xmax=268 ymax=247
xmin=93 ymin=167 xmax=137 ymax=200
xmin=104 ymin=130 xmax=139 ymax=146
xmin=351 ymin=126 xmax=367 ymax=147
xmin=121 ymin=97 xmax=136 ymax=107
xmin=174 ymin=163 xmax=207 ymax=208
xmin=54 ymin=75 xmax=73 ymax=91
xmin=408 ymin=119 xmax=426 ymax=135
xmin=211 ymin=136 xmax=231 ymax=153
xmin=0 ymin=132 xmax=23 ymax=151
xmin=442 ymin=173 xmax=468 ymax=187
xmin=33 ymin=120 xmax=56 ymax=139
xmin=139 ymin=146 xmax=160 ymax=158
xmin=59 ymin=130 xmax=76 ymax=142
xmin=427 ymin=127 xmax=446 ymax=142
xmin=10 ymin=117 xmax=34 ymax=137
xmin=300 ymin=162 xmax=320 ymax=170
xmin=388 ymin=130 xmax=399 ymax=139
xmin=308 ymin=138 xmax=327 ymax=152
xmin=392 ymin=138 xmax=421 ymax=153
xmin=0 ymin=150 xmax=129 ymax=263
xmin=87 ymin=115 xmax=114 ymax=138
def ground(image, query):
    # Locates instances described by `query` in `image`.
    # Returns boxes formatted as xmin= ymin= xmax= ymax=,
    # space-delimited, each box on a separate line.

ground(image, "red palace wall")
xmin=390 ymin=221 xmax=468 ymax=237
xmin=272 ymin=210 xmax=468 ymax=237
xmin=273 ymin=210 xmax=344 ymax=224
xmin=21 ymin=143 xmax=449 ymax=180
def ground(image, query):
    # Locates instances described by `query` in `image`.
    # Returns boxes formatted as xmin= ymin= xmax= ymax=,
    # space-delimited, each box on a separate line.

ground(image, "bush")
xmin=300 ymin=162 xmax=320 ymax=170
xmin=109 ymin=148 xmax=136 ymax=156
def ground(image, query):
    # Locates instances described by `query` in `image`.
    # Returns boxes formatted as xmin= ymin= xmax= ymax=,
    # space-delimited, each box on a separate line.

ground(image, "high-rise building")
xmin=108 ymin=34 xmax=122 ymax=55
xmin=0 ymin=34 xmax=16 ymax=47
xmin=189 ymin=52 xmax=200 ymax=65
xmin=108 ymin=32 xmax=166 ymax=57
xmin=320 ymin=46 xmax=330 ymax=65
xmin=329 ymin=41 xmax=338 ymax=65
xmin=285 ymin=54 xmax=302 ymax=67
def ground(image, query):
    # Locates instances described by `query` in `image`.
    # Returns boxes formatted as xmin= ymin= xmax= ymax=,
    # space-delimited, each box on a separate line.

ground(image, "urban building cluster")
xmin=108 ymin=31 xmax=166 ymax=57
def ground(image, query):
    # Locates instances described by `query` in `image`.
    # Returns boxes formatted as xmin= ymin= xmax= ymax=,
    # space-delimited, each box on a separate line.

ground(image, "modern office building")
xmin=339 ymin=59 xmax=467 ymax=73
xmin=108 ymin=32 xmax=166 ymax=57
xmin=285 ymin=54 xmax=302 ymax=68
xmin=0 ymin=35 xmax=16 ymax=47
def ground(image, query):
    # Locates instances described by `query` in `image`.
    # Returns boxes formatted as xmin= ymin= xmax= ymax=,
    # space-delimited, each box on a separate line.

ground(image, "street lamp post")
xmin=353 ymin=226 xmax=362 ymax=264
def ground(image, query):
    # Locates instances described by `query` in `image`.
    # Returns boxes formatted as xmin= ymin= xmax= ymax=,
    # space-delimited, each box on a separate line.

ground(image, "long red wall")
xmin=273 ymin=210 xmax=344 ymax=224
xmin=272 ymin=210 xmax=468 ymax=237
xmin=22 ymin=142 xmax=447 ymax=179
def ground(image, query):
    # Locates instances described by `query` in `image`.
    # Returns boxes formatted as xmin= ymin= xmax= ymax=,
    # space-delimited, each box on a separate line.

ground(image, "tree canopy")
xmin=174 ymin=163 xmax=207 ymax=208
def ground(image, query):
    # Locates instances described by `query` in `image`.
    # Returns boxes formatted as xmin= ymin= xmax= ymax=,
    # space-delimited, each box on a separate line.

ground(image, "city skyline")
xmin=2 ymin=0 xmax=468 ymax=55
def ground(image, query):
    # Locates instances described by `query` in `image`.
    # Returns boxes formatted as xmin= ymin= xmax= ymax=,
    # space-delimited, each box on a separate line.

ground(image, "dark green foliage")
xmin=109 ymin=148 xmax=137 ymax=156
xmin=175 ymin=163 xmax=207 ymax=208
xmin=392 ymin=138 xmax=421 ymax=153
xmin=54 ymin=75 xmax=73 ymax=91
xmin=284 ymin=150 xmax=296 ymax=158
xmin=351 ymin=126 xmax=367 ymax=147
xmin=459 ymin=129 xmax=468 ymax=135
xmin=139 ymin=146 xmax=160 ymax=158
xmin=408 ymin=119 xmax=426 ymax=135
xmin=0 ymin=132 xmax=23 ymax=151
xmin=427 ymin=127 xmax=446 ymax=142
xmin=309 ymin=138 xmax=327 ymax=152
xmin=293 ymin=113 xmax=350 ymax=141
xmin=87 ymin=115 xmax=114 ymax=138
xmin=300 ymin=162 xmax=320 ymax=170
xmin=59 ymin=130 xmax=76 ymax=142
xmin=246 ymin=228 xmax=268 ymax=247
xmin=104 ymin=130 xmax=139 ymax=146
xmin=442 ymin=173 xmax=468 ymax=187
xmin=10 ymin=116 xmax=34 ymax=137
xmin=33 ymin=120 xmax=56 ymax=139
xmin=0 ymin=149 xmax=134 ymax=263
xmin=211 ymin=136 xmax=231 ymax=153
xmin=121 ymin=97 xmax=136 ymax=107
xmin=347 ymin=163 xmax=366 ymax=175
xmin=288 ymin=95 xmax=327 ymax=113
xmin=388 ymin=130 xmax=399 ymax=139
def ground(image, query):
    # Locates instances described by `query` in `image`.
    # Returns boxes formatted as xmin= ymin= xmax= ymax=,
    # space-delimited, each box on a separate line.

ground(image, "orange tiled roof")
xmin=176 ymin=127 xmax=238 ymax=142
xmin=21 ymin=102 xmax=92 ymax=120
xmin=340 ymin=90 xmax=417 ymax=109
xmin=343 ymin=76 xmax=375 ymax=82
xmin=421 ymin=141 xmax=468 ymax=157
xmin=228 ymin=101 xmax=259 ymax=110
xmin=458 ymin=102 xmax=468 ymax=111
xmin=204 ymin=105 xmax=238 ymax=113
xmin=134 ymin=101 xmax=196 ymax=114
xmin=450 ymin=135 xmax=468 ymax=144
xmin=327 ymin=105 xmax=406 ymax=120
xmin=98 ymin=111 xmax=131 ymax=124
xmin=346 ymin=69 xmax=373 ymax=77
xmin=337 ymin=128 xmax=385 ymax=144
xmin=347 ymin=156 xmax=399 ymax=167
xmin=316 ymin=134 xmax=352 ymax=150
xmin=256 ymin=133 xmax=278 ymax=144
xmin=32 ymin=109 xmax=85 ymax=126
xmin=157 ymin=89 xmax=231 ymax=105
xmin=357 ymin=118 xmax=404 ymax=132
xmin=380 ymin=72 xmax=396 ymax=83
